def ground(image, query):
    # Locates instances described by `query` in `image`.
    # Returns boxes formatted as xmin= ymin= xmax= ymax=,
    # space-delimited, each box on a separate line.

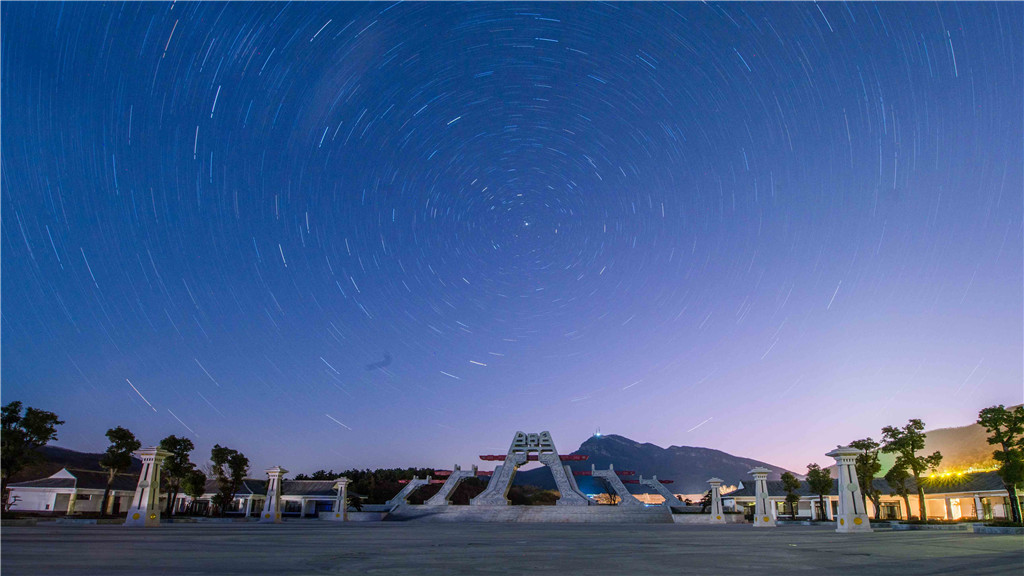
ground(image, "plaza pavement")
xmin=2 ymin=521 xmax=1022 ymax=575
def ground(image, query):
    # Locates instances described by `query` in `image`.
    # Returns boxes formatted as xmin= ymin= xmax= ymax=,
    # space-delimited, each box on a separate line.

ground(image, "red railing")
xmin=479 ymin=454 xmax=589 ymax=461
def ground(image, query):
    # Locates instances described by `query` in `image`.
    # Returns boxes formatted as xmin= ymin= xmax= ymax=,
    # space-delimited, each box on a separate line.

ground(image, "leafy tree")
xmin=849 ymin=438 xmax=883 ymax=519
xmin=210 ymin=445 xmax=249 ymax=515
xmin=698 ymin=490 xmax=711 ymax=513
xmin=181 ymin=469 xmax=207 ymax=516
xmin=977 ymin=405 xmax=1024 ymax=524
xmin=159 ymin=435 xmax=195 ymax=516
xmin=1 ymin=401 xmax=64 ymax=510
xmin=99 ymin=426 xmax=140 ymax=515
xmin=806 ymin=463 xmax=833 ymax=521
xmin=781 ymin=472 xmax=801 ymax=519
xmin=881 ymin=419 xmax=942 ymax=520
xmin=884 ymin=459 xmax=913 ymax=519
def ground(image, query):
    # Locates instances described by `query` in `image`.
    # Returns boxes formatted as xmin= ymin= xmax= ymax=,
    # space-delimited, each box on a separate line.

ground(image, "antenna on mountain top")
xmin=594 ymin=427 xmax=602 ymax=437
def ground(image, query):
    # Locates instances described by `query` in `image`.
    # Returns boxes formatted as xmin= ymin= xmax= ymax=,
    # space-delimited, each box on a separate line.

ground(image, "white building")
xmin=723 ymin=470 xmax=1021 ymax=521
xmin=176 ymin=479 xmax=345 ymax=518
xmin=6 ymin=468 xmax=139 ymax=515
xmin=7 ymin=469 xmax=356 ymax=518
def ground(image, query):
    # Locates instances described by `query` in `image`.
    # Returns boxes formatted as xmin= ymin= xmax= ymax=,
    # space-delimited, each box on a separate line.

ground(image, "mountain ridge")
xmin=515 ymin=433 xmax=801 ymax=494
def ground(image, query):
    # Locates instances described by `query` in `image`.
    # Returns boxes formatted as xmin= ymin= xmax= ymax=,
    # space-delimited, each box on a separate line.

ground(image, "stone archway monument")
xmin=471 ymin=431 xmax=591 ymax=506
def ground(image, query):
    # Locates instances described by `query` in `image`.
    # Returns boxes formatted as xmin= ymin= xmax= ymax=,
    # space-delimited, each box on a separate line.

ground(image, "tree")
xmin=849 ymin=438 xmax=883 ymax=519
xmin=210 ymin=445 xmax=249 ymax=515
xmin=806 ymin=463 xmax=833 ymax=521
xmin=1 ymin=401 xmax=64 ymax=510
xmin=698 ymin=490 xmax=711 ymax=513
xmin=159 ymin=435 xmax=196 ymax=516
xmin=181 ymin=469 xmax=207 ymax=516
xmin=977 ymin=405 xmax=1024 ymax=524
xmin=781 ymin=471 xmax=801 ymax=519
xmin=881 ymin=419 xmax=942 ymax=521
xmin=99 ymin=426 xmax=140 ymax=515
xmin=884 ymin=459 xmax=913 ymax=519
xmin=294 ymin=469 xmax=342 ymax=481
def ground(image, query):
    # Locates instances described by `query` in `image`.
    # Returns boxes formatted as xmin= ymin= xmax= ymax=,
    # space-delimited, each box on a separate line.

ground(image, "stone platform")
xmin=386 ymin=504 xmax=674 ymax=523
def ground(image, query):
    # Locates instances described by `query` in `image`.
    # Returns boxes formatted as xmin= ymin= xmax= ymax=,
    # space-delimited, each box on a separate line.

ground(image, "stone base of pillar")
xmin=836 ymin=514 xmax=873 ymax=533
xmin=325 ymin=511 xmax=346 ymax=521
xmin=124 ymin=510 xmax=161 ymax=527
xmin=753 ymin=514 xmax=776 ymax=527
xmin=709 ymin=513 xmax=726 ymax=524
xmin=259 ymin=511 xmax=283 ymax=523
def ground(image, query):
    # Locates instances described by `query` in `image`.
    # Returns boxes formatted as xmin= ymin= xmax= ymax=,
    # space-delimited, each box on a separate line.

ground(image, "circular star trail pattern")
xmin=2 ymin=2 xmax=1021 ymax=472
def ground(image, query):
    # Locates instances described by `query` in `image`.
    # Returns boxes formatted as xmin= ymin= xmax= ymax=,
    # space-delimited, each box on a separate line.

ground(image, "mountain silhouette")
xmin=515 ymin=434 xmax=799 ymax=494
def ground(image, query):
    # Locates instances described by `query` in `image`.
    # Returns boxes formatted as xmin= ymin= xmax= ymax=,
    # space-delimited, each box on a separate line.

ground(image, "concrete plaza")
xmin=2 ymin=522 xmax=1021 ymax=575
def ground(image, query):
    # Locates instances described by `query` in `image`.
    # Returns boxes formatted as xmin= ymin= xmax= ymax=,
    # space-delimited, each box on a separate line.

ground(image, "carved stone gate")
xmin=471 ymin=431 xmax=592 ymax=506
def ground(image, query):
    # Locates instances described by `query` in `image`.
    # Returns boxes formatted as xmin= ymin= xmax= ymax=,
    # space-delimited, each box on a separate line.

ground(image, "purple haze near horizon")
xmin=2 ymin=2 xmax=1021 ymax=477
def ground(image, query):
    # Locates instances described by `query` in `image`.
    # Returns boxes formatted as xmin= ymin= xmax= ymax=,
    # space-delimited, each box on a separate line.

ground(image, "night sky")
xmin=2 ymin=2 xmax=1021 ymax=476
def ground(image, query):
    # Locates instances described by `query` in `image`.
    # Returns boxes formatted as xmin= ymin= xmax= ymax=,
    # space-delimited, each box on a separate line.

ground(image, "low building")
xmin=7 ymin=469 xmax=357 ymax=518
xmin=177 ymin=479 xmax=344 ymax=518
xmin=6 ymin=468 xmax=140 ymax=515
xmin=723 ymin=471 xmax=1020 ymax=521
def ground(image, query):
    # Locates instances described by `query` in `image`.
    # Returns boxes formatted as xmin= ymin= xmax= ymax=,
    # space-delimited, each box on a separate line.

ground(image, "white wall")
xmin=7 ymin=489 xmax=58 ymax=512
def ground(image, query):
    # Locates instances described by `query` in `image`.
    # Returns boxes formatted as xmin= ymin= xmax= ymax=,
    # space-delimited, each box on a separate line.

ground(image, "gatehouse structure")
xmin=472 ymin=431 xmax=590 ymax=506
xmin=383 ymin=430 xmax=674 ymax=523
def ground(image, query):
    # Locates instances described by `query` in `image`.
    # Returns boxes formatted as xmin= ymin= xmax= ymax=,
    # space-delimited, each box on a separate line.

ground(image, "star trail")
xmin=2 ymin=2 xmax=1021 ymax=473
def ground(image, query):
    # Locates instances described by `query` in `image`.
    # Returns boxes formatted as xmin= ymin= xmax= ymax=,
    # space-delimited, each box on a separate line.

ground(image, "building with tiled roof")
xmin=722 ymin=470 xmax=1019 ymax=521
xmin=7 ymin=468 xmax=360 ymax=518
xmin=7 ymin=468 xmax=140 ymax=515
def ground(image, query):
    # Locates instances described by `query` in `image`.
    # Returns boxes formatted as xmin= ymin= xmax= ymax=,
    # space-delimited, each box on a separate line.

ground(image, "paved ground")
xmin=2 ymin=521 xmax=1022 ymax=575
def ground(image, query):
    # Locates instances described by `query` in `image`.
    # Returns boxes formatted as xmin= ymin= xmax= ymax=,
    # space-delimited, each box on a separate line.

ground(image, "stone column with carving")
xmin=327 ymin=478 xmax=350 ymax=521
xmin=260 ymin=466 xmax=288 ymax=523
xmin=749 ymin=467 xmax=775 ymax=527
xmin=707 ymin=477 xmax=726 ymax=523
xmin=974 ymin=494 xmax=984 ymax=520
xmin=827 ymin=446 xmax=873 ymax=533
xmin=125 ymin=447 xmax=172 ymax=527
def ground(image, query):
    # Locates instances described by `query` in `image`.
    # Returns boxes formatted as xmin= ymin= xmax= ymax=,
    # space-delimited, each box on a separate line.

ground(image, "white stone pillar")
xmin=66 ymin=491 xmax=78 ymax=515
xmin=708 ymin=478 xmax=726 ymax=523
xmin=827 ymin=446 xmax=872 ymax=533
xmin=944 ymin=497 xmax=954 ymax=520
xmin=974 ymin=494 xmax=984 ymax=520
xmin=260 ymin=466 xmax=288 ymax=523
xmin=327 ymin=478 xmax=350 ymax=521
xmin=749 ymin=467 xmax=775 ymax=527
xmin=125 ymin=447 xmax=172 ymax=527
xmin=244 ymin=497 xmax=253 ymax=518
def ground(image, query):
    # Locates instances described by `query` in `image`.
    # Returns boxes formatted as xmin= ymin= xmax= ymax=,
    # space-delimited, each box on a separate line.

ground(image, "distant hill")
xmin=8 ymin=445 xmax=142 ymax=483
xmin=515 ymin=434 xmax=800 ymax=494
